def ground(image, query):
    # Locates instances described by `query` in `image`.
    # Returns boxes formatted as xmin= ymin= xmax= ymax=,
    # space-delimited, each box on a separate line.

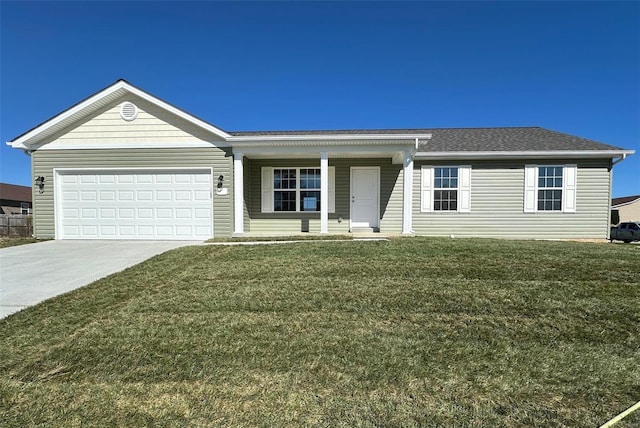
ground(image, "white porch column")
xmin=402 ymin=150 xmax=413 ymax=235
xmin=320 ymin=152 xmax=329 ymax=234
xmin=233 ymin=152 xmax=244 ymax=235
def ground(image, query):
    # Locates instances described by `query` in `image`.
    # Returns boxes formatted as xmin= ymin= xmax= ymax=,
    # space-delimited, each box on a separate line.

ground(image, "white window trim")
xmin=524 ymin=164 xmax=577 ymax=213
xmin=261 ymin=166 xmax=335 ymax=214
xmin=420 ymin=165 xmax=471 ymax=213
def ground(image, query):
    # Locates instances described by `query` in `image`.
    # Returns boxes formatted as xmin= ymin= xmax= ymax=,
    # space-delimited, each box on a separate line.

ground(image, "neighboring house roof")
xmin=612 ymin=195 xmax=640 ymax=208
xmin=0 ymin=183 xmax=32 ymax=202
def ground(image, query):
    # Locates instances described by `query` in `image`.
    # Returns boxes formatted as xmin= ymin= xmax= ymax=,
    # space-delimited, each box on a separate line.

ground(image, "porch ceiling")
xmin=238 ymin=142 xmax=414 ymax=162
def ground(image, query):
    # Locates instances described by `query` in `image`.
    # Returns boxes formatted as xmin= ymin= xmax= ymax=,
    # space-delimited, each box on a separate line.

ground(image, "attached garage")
xmin=55 ymin=169 xmax=214 ymax=240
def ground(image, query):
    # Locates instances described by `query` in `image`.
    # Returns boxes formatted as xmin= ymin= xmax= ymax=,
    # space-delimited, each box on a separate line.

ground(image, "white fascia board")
xmin=227 ymin=133 xmax=432 ymax=143
xmin=9 ymin=81 xmax=129 ymax=149
xmin=8 ymin=81 xmax=232 ymax=150
xmin=415 ymin=150 xmax=635 ymax=160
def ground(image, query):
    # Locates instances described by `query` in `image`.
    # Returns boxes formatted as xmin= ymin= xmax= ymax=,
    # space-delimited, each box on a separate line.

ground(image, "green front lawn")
xmin=1 ymin=238 xmax=638 ymax=426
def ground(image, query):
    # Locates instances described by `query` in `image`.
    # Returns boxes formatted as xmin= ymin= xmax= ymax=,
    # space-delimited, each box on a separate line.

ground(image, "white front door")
xmin=350 ymin=167 xmax=380 ymax=230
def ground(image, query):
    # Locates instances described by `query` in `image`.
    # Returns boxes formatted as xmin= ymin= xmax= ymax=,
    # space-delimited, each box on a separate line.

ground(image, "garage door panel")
xmin=82 ymin=208 xmax=97 ymax=219
xmin=119 ymin=225 xmax=135 ymax=236
xmin=175 ymin=208 xmax=191 ymax=219
xmin=100 ymin=208 xmax=116 ymax=219
xmin=194 ymin=174 xmax=210 ymax=184
xmin=156 ymin=174 xmax=172 ymax=184
xmin=100 ymin=225 xmax=117 ymax=237
xmin=82 ymin=225 xmax=98 ymax=236
xmin=156 ymin=191 xmax=172 ymax=201
xmin=174 ymin=175 xmax=191 ymax=184
xmin=99 ymin=191 xmax=116 ymax=201
xmin=138 ymin=208 xmax=153 ymax=219
xmin=137 ymin=190 xmax=153 ymax=201
xmin=195 ymin=208 xmax=211 ymax=218
xmin=194 ymin=190 xmax=210 ymax=200
xmin=59 ymin=170 xmax=213 ymax=240
xmin=81 ymin=191 xmax=97 ymax=201
xmin=63 ymin=191 xmax=79 ymax=201
xmin=118 ymin=190 xmax=134 ymax=201
xmin=63 ymin=208 xmax=79 ymax=219
xmin=118 ymin=208 xmax=134 ymax=219
xmin=175 ymin=190 xmax=191 ymax=201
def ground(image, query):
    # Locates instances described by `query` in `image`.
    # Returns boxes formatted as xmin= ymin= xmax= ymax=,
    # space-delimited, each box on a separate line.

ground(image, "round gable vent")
xmin=120 ymin=102 xmax=138 ymax=121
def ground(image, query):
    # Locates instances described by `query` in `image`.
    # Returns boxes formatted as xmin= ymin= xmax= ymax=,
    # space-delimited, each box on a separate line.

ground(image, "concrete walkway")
xmin=0 ymin=240 xmax=198 ymax=318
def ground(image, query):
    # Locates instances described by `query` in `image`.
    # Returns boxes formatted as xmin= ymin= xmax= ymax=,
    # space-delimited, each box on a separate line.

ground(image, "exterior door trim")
xmin=350 ymin=166 xmax=380 ymax=231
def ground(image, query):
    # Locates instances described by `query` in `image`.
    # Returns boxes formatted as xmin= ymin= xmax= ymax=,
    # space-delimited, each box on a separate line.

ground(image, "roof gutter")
xmin=415 ymin=150 xmax=635 ymax=160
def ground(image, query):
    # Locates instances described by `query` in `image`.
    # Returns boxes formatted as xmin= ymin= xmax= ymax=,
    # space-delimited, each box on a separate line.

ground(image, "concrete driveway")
xmin=0 ymin=240 xmax=198 ymax=318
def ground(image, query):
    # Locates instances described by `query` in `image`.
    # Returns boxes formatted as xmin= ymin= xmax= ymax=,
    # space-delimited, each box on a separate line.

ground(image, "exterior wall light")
xmin=35 ymin=176 xmax=45 ymax=194
xmin=216 ymin=175 xmax=228 ymax=195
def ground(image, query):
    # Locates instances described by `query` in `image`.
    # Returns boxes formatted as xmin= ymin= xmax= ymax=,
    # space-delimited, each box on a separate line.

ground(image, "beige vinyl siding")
xmin=247 ymin=158 xmax=402 ymax=234
xmin=412 ymin=159 xmax=612 ymax=239
xmin=40 ymin=95 xmax=225 ymax=148
xmin=32 ymin=148 xmax=233 ymax=239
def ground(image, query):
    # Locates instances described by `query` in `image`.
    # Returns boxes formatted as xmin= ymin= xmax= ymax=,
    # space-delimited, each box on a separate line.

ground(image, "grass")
xmin=1 ymin=238 xmax=638 ymax=426
xmin=0 ymin=237 xmax=39 ymax=248
xmin=206 ymin=234 xmax=356 ymax=243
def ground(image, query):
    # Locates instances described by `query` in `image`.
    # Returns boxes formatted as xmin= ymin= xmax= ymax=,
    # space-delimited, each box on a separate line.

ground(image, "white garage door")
xmin=58 ymin=170 xmax=213 ymax=240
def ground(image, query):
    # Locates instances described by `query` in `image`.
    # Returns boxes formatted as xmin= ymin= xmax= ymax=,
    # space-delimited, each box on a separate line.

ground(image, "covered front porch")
xmin=229 ymin=137 xmax=427 ymax=236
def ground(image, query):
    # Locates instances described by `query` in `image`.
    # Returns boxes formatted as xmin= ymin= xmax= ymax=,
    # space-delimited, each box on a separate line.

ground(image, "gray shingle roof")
xmin=230 ymin=127 xmax=623 ymax=152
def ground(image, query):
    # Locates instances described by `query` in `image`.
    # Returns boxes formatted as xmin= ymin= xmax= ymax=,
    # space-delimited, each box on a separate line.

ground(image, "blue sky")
xmin=1 ymin=1 xmax=638 ymax=197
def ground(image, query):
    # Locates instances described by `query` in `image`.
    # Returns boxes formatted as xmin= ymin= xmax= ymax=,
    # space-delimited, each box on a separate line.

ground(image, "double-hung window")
xmin=524 ymin=164 xmax=577 ymax=213
xmin=273 ymin=169 xmax=298 ymax=211
xmin=537 ymin=166 xmax=563 ymax=211
xmin=262 ymin=167 xmax=335 ymax=213
xmin=434 ymin=167 xmax=458 ymax=211
xmin=421 ymin=165 xmax=471 ymax=213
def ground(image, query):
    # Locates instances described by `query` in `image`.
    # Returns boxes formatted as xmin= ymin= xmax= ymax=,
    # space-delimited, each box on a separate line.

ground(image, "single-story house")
xmin=611 ymin=195 xmax=640 ymax=224
xmin=0 ymin=183 xmax=32 ymax=215
xmin=6 ymin=80 xmax=635 ymax=240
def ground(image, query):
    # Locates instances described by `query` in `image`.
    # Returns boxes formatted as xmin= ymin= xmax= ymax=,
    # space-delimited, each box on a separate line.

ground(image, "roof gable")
xmin=7 ymin=80 xmax=231 ymax=150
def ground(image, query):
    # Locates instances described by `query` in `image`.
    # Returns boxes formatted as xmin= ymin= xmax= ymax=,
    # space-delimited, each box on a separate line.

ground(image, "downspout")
xmin=609 ymin=153 xmax=629 ymax=238
xmin=611 ymin=153 xmax=627 ymax=166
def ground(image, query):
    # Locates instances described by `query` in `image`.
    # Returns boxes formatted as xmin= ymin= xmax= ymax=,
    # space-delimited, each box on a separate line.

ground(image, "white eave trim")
xmin=227 ymin=133 xmax=432 ymax=143
xmin=415 ymin=150 xmax=635 ymax=160
xmin=7 ymin=80 xmax=232 ymax=149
